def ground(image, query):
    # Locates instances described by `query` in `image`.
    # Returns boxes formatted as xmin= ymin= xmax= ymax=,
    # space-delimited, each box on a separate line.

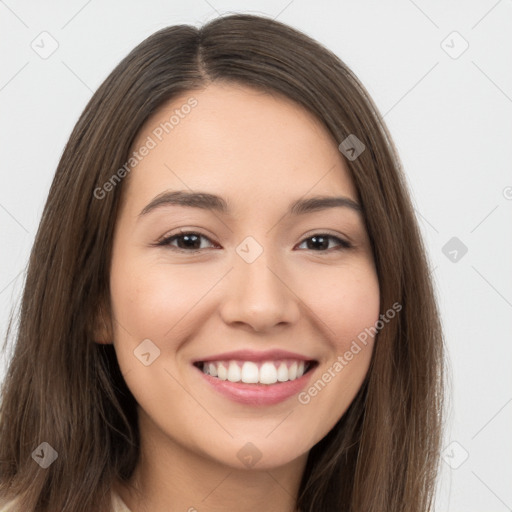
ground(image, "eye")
xmin=155 ymin=231 xmax=352 ymax=253
xmin=296 ymin=233 xmax=352 ymax=252
xmin=156 ymin=231 xmax=218 ymax=252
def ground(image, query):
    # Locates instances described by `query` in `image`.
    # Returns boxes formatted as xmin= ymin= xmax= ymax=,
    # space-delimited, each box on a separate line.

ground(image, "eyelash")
xmin=155 ymin=230 xmax=353 ymax=253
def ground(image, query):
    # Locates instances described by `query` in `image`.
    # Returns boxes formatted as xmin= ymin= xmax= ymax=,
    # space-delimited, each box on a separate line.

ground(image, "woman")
xmin=0 ymin=13 xmax=444 ymax=512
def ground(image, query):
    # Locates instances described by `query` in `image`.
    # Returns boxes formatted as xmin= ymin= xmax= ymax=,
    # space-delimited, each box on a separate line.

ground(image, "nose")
xmin=218 ymin=250 xmax=300 ymax=333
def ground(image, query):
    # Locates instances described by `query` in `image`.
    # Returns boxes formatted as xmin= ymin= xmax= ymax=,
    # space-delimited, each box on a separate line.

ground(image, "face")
xmin=104 ymin=82 xmax=380 ymax=471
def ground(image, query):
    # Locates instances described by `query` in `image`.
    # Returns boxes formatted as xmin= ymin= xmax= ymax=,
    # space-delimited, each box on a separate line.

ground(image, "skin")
xmin=97 ymin=82 xmax=380 ymax=512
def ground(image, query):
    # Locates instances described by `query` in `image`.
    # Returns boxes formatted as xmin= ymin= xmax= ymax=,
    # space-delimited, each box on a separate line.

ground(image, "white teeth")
xmin=227 ymin=361 xmax=241 ymax=382
xmin=259 ymin=362 xmax=278 ymax=384
xmin=208 ymin=362 xmax=218 ymax=377
xmin=217 ymin=362 xmax=228 ymax=380
xmin=288 ymin=361 xmax=298 ymax=380
xmin=241 ymin=361 xmax=259 ymax=383
xmin=200 ymin=359 xmax=312 ymax=384
xmin=277 ymin=362 xmax=288 ymax=382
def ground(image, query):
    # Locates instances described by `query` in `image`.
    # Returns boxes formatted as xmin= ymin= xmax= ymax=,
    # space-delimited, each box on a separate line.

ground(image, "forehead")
xmin=124 ymin=83 xmax=358 ymax=211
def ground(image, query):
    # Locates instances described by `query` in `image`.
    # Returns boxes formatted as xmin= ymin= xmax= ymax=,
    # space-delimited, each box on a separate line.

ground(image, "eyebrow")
xmin=138 ymin=190 xmax=362 ymax=219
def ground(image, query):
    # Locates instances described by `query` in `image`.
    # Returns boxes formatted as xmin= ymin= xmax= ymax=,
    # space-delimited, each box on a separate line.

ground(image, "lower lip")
xmin=196 ymin=365 xmax=316 ymax=406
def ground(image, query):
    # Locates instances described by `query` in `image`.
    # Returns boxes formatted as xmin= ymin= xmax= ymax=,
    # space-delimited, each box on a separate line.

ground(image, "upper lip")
xmin=193 ymin=349 xmax=315 ymax=363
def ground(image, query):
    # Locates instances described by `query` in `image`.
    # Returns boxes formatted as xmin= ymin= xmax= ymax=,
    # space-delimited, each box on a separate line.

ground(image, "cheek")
xmin=300 ymin=260 xmax=380 ymax=349
xmin=292 ymin=261 xmax=379 ymax=422
xmin=110 ymin=259 xmax=216 ymax=343
xmin=108 ymin=260 xmax=212 ymax=415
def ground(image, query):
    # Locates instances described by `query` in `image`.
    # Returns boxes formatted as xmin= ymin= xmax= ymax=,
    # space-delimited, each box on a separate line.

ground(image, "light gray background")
xmin=1 ymin=1 xmax=511 ymax=510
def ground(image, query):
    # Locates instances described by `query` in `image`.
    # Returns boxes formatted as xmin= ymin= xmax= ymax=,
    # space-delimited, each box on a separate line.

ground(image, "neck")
xmin=115 ymin=409 xmax=307 ymax=512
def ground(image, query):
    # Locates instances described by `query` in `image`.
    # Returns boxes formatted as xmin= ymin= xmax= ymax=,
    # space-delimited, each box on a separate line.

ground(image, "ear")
xmin=92 ymin=296 xmax=114 ymax=345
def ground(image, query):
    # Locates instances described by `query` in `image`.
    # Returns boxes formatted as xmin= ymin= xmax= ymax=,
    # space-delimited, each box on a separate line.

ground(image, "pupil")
xmin=309 ymin=236 xmax=328 ymax=250
xmin=179 ymin=234 xmax=200 ymax=249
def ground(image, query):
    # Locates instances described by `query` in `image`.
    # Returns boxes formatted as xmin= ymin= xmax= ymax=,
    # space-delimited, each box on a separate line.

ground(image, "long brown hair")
xmin=0 ymin=14 xmax=445 ymax=511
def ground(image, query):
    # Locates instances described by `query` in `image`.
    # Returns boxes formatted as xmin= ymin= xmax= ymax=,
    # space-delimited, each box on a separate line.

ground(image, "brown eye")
xmin=157 ymin=232 xmax=218 ymax=251
xmin=297 ymin=234 xmax=352 ymax=252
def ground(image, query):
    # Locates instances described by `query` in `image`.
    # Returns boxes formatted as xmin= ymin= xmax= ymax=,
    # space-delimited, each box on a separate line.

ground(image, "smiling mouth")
xmin=193 ymin=359 xmax=317 ymax=385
